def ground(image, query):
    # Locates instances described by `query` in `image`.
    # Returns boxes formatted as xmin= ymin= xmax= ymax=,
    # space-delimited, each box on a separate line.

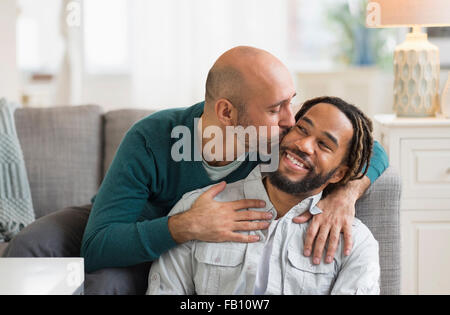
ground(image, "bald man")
xmin=5 ymin=46 xmax=388 ymax=294
xmin=82 ymin=46 xmax=298 ymax=270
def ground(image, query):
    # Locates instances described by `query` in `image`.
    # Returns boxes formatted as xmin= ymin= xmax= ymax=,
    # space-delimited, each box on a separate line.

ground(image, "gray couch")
xmin=0 ymin=105 xmax=401 ymax=294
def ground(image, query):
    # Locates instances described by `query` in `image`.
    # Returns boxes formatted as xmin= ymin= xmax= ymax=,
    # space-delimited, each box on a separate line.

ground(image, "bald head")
xmin=205 ymin=46 xmax=292 ymax=112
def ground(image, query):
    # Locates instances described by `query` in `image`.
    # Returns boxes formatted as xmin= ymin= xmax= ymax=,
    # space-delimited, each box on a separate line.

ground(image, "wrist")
xmin=335 ymin=176 xmax=370 ymax=201
xmin=168 ymin=212 xmax=194 ymax=244
xmin=323 ymin=184 xmax=359 ymax=216
xmin=333 ymin=184 xmax=359 ymax=203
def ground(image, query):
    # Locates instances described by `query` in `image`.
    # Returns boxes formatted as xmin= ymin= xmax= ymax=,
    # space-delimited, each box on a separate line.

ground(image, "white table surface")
xmin=0 ymin=258 xmax=84 ymax=295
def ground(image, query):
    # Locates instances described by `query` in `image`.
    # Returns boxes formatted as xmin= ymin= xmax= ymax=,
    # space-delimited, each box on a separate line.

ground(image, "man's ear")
xmin=328 ymin=165 xmax=349 ymax=184
xmin=215 ymin=99 xmax=237 ymax=126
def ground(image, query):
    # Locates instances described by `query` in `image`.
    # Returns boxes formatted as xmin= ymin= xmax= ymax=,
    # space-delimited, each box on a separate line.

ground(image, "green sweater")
xmin=81 ymin=102 xmax=389 ymax=272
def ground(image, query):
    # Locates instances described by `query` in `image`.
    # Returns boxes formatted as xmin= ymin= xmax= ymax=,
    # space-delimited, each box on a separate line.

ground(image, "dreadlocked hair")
xmin=295 ymin=96 xmax=374 ymax=196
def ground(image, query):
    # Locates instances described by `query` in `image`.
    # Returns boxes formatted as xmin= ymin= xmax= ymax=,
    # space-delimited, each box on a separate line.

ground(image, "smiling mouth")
xmin=284 ymin=150 xmax=311 ymax=170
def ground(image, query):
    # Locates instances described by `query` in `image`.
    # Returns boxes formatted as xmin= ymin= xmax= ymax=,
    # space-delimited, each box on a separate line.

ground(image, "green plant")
xmin=326 ymin=0 xmax=395 ymax=69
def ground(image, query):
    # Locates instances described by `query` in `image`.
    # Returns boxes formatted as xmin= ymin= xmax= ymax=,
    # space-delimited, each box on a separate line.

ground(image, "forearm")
xmin=81 ymin=217 xmax=177 ymax=273
xmin=341 ymin=175 xmax=371 ymax=202
xmin=80 ymin=127 xmax=171 ymax=272
xmin=168 ymin=212 xmax=196 ymax=244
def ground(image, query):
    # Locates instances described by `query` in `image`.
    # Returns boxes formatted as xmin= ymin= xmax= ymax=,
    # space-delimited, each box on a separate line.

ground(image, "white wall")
xmin=82 ymin=74 xmax=132 ymax=110
xmin=0 ymin=0 xmax=19 ymax=102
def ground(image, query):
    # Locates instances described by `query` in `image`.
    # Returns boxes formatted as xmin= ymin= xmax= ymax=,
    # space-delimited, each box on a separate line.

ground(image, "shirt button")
xmin=215 ymin=257 xmax=221 ymax=263
xmin=151 ymin=273 xmax=159 ymax=282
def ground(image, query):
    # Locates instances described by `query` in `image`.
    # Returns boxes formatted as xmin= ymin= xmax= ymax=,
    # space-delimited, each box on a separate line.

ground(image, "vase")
xmin=442 ymin=72 xmax=450 ymax=118
xmin=393 ymin=31 xmax=440 ymax=117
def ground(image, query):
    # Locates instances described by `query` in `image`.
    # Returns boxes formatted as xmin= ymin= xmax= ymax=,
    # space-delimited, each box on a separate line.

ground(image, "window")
xmin=16 ymin=16 xmax=39 ymax=71
xmin=16 ymin=0 xmax=64 ymax=73
xmin=83 ymin=0 xmax=130 ymax=74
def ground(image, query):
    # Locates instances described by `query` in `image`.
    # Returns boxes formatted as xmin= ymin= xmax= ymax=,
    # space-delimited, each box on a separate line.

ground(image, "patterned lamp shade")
xmin=367 ymin=0 xmax=450 ymax=117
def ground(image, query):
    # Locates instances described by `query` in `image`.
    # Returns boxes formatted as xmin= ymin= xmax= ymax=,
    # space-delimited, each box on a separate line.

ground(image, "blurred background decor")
xmin=365 ymin=0 xmax=450 ymax=117
xmin=327 ymin=0 xmax=396 ymax=69
xmin=1 ymin=0 xmax=448 ymax=117
xmin=428 ymin=27 xmax=450 ymax=69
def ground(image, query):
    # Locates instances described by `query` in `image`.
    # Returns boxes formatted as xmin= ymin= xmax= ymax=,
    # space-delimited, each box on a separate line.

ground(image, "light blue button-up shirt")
xmin=147 ymin=165 xmax=380 ymax=295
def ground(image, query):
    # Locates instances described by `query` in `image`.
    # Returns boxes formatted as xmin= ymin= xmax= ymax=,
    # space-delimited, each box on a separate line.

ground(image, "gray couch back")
xmin=13 ymin=105 xmax=401 ymax=295
xmin=14 ymin=105 xmax=153 ymax=219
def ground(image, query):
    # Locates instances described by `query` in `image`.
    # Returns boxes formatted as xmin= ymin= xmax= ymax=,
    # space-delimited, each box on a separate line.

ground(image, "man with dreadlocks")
xmin=147 ymin=96 xmax=380 ymax=295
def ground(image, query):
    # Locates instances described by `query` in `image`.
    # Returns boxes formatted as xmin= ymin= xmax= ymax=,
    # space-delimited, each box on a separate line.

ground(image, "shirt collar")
xmin=243 ymin=165 xmax=274 ymax=213
xmin=243 ymin=165 xmax=323 ymax=218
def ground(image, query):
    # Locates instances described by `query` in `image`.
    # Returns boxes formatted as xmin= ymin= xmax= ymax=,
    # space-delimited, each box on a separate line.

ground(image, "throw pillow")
xmin=0 ymin=98 xmax=35 ymax=242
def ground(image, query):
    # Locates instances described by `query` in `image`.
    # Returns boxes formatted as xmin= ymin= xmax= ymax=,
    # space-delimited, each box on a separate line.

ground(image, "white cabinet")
xmin=374 ymin=115 xmax=450 ymax=295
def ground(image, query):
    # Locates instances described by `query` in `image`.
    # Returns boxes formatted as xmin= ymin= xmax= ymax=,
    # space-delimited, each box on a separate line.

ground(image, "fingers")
xmin=306 ymin=221 xmax=353 ymax=264
xmin=342 ymin=223 xmax=353 ymax=256
xmin=233 ymin=221 xmax=270 ymax=232
xmin=303 ymin=218 xmax=320 ymax=258
xmin=312 ymin=225 xmax=330 ymax=265
xmin=229 ymin=199 xmax=266 ymax=211
xmin=224 ymin=232 xmax=261 ymax=243
xmin=292 ymin=211 xmax=312 ymax=224
xmin=325 ymin=226 xmax=341 ymax=264
xmin=203 ymin=181 xmax=227 ymax=199
xmin=235 ymin=210 xmax=273 ymax=221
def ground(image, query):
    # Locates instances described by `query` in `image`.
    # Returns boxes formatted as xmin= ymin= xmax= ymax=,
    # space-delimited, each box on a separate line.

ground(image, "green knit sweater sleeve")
xmin=366 ymin=141 xmax=389 ymax=184
xmin=81 ymin=127 xmax=177 ymax=273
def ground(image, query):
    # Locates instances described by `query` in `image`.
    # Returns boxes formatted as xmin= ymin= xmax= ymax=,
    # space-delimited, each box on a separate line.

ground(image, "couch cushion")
xmin=103 ymin=109 xmax=154 ymax=177
xmin=0 ymin=242 xmax=7 ymax=257
xmin=14 ymin=105 xmax=103 ymax=219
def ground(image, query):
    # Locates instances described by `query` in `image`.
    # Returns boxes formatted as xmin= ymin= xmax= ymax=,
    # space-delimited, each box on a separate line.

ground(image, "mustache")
xmin=279 ymin=127 xmax=290 ymax=139
xmin=280 ymin=145 xmax=314 ymax=170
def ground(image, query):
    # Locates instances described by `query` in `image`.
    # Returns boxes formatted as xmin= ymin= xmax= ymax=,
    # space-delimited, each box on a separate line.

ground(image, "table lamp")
xmin=366 ymin=0 xmax=450 ymax=117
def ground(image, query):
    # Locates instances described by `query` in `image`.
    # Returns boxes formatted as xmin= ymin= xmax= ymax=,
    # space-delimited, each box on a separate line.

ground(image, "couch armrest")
xmin=355 ymin=166 xmax=402 ymax=295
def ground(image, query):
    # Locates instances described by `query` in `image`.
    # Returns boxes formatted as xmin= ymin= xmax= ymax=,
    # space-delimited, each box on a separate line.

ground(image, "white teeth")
xmin=286 ymin=153 xmax=305 ymax=168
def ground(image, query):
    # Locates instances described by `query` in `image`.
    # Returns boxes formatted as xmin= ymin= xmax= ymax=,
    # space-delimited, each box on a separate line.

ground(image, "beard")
xmin=268 ymin=147 xmax=338 ymax=195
